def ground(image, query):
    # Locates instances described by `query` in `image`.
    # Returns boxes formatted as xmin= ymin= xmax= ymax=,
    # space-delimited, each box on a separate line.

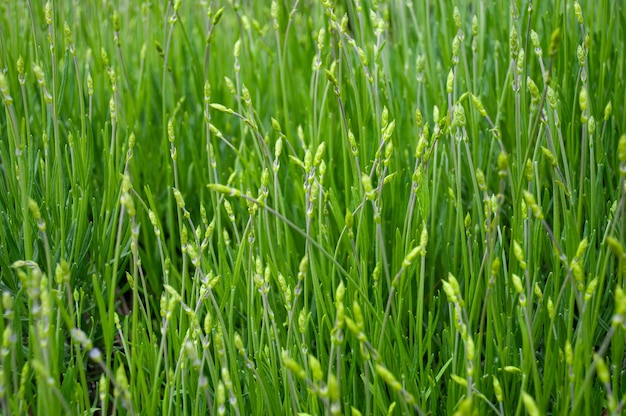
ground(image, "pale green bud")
xmin=604 ymin=101 xmax=612 ymax=121
xmin=453 ymin=7 xmax=462 ymax=29
xmin=574 ymin=2 xmax=583 ymax=24
xmin=512 ymin=273 xmax=523 ymax=294
xmin=446 ymin=69 xmax=454 ymax=94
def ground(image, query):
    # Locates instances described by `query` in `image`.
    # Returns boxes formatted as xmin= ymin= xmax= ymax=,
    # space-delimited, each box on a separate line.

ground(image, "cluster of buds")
xmin=344 ymin=300 xmax=370 ymax=360
xmin=442 ymin=273 xmax=475 ymax=381
xmin=281 ymin=349 xmax=342 ymax=415
xmin=331 ymin=282 xmax=345 ymax=346
xmin=253 ymin=256 xmax=271 ymax=295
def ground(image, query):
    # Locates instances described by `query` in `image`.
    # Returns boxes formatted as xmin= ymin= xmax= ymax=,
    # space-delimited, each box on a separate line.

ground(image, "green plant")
xmin=1 ymin=0 xmax=625 ymax=414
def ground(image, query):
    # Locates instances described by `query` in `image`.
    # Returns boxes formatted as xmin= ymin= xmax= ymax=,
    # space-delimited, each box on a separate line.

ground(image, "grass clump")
xmin=1 ymin=0 xmax=625 ymax=414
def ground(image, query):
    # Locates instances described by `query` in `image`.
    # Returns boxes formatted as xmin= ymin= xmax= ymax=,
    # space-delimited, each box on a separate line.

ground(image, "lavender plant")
xmin=0 ymin=0 xmax=625 ymax=415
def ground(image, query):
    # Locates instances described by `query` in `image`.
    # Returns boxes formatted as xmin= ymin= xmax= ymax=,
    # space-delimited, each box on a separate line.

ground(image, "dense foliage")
xmin=1 ymin=0 xmax=625 ymax=414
